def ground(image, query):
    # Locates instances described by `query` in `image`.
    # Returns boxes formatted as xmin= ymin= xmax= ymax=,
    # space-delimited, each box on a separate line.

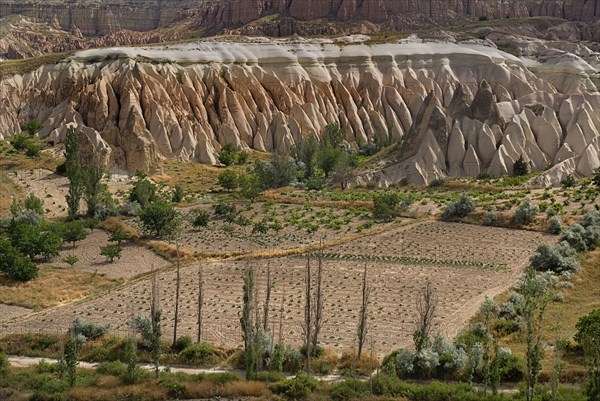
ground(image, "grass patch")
xmin=0 ymin=52 xmax=73 ymax=77
xmin=0 ymin=267 xmax=120 ymax=310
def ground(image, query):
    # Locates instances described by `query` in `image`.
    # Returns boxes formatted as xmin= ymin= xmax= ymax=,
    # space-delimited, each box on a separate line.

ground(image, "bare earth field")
xmin=0 ymin=304 xmax=32 ymax=323
xmin=45 ymin=230 xmax=171 ymax=280
xmin=11 ymin=169 xmax=133 ymax=218
xmin=0 ymin=222 xmax=554 ymax=356
xmin=175 ymin=202 xmax=398 ymax=256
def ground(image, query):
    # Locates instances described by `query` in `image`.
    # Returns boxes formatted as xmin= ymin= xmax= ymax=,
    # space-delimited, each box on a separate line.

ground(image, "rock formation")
xmin=0 ymin=39 xmax=598 ymax=184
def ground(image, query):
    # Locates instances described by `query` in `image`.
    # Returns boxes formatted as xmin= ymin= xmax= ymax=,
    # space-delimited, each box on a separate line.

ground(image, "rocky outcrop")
xmin=1 ymin=0 xmax=599 ymax=38
xmin=0 ymin=40 xmax=598 ymax=183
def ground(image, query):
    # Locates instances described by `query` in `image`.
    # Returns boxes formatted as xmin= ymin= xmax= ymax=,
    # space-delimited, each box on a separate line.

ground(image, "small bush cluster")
xmin=513 ymin=198 xmax=539 ymax=226
xmin=441 ymin=194 xmax=475 ymax=220
xmin=71 ymin=318 xmax=109 ymax=341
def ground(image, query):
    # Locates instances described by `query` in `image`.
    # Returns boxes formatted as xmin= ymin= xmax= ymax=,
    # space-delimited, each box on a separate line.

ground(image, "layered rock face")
xmin=0 ymin=0 xmax=598 ymax=37
xmin=0 ymin=40 xmax=598 ymax=184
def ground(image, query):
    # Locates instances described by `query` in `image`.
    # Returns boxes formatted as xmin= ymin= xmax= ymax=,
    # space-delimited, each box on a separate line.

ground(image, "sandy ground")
xmin=44 ymin=230 xmax=171 ymax=280
xmin=0 ymin=304 xmax=32 ymax=323
xmin=10 ymin=169 xmax=133 ymax=219
xmin=1 ymin=222 xmax=552 ymax=356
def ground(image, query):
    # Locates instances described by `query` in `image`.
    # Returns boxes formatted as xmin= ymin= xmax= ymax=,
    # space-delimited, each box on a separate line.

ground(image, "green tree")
xmin=62 ymin=221 xmax=87 ymax=248
xmin=129 ymin=174 xmax=158 ymax=209
xmin=575 ymin=309 xmax=600 ymax=399
xmin=253 ymin=154 xmax=295 ymax=189
xmin=316 ymin=147 xmax=343 ymax=178
xmin=64 ymin=333 xmax=82 ymax=388
xmin=513 ymin=155 xmax=529 ymax=176
xmin=64 ymin=127 xmax=83 ymax=219
xmin=218 ymin=143 xmax=238 ymax=166
xmin=82 ymin=165 xmax=105 ymax=217
xmin=190 ymin=209 xmax=210 ymax=228
xmin=0 ymin=239 xmax=38 ymax=281
xmin=238 ymin=173 xmax=262 ymax=202
xmin=520 ymin=269 xmax=551 ymax=401
xmin=293 ymin=135 xmax=319 ymax=179
xmin=100 ymin=244 xmax=122 ymax=263
xmin=138 ymin=200 xmax=180 ymax=238
xmin=8 ymin=221 xmax=62 ymax=260
xmin=109 ymin=228 xmax=129 ymax=245
xmin=322 ymin=123 xmax=345 ymax=148
xmin=372 ymin=193 xmax=399 ymax=221
xmin=218 ymin=170 xmax=239 ymax=191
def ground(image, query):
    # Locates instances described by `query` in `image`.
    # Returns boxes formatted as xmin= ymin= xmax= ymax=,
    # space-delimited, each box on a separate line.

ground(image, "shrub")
xmin=128 ymin=175 xmax=157 ymax=209
xmin=180 ymin=342 xmax=214 ymax=364
xmin=530 ymin=241 xmax=580 ymax=274
xmin=429 ymin=177 xmax=446 ymax=187
xmin=330 ymin=379 xmax=370 ymax=401
xmin=96 ymin=360 xmax=127 ymax=376
xmin=548 ymin=216 xmax=563 ymax=234
xmin=373 ymin=192 xmax=399 ymax=221
xmin=513 ymin=198 xmax=539 ymax=226
xmin=441 ymin=193 xmax=475 ymax=220
xmin=484 ymin=211 xmax=498 ymax=226
xmin=213 ymin=201 xmax=237 ymax=220
xmin=561 ymin=174 xmax=577 ymax=188
xmin=218 ymin=143 xmax=238 ymax=166
xmin=171 ymin=185 xmax=185 ymax=203
xmin=190 ymin=209 xmax=210 ymax=228
xmin=253 ymin=371 xmax=287 ymax=382
xmin=0 ymin=352 xmax=8 ymax=375
xmin=172 ymin=336 xmax=193 ymax=353
xmin=71 ymin=318 xmax=108 ymax=341
xmin=270 ymin=374 xmax=319 ymax=399
xmin=513 ymin=155 xmax=529 ymax=176
xmin=305 ymin=176 xmax=326 ymax=190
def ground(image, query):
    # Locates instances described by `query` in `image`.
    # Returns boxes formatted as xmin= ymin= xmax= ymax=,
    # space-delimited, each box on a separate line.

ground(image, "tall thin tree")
xmin=172 ymin=240 xmax=181 ymax=347
xmin=263 ymin=263 xmax=272 ymax=332
xmin=304 ymin=255 xmax=312 ymax=374
xmin=357 ymin=263 xmax=370 ymax=359
xmin=150 ymin=267 xmax=162 ymax=378
xmin=312 ymin=240 xmax=324 ymax=351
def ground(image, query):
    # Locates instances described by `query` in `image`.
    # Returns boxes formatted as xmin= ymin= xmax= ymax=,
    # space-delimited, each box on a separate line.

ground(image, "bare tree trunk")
xmin=172 ymin=241 xmax=181 ymax=347
xmin=263 ymin=263 xmax=272 ymax=333
xmin=414 ymin=278 xmax=437 ymax=353
xmin=312 ymin=240 xmax=324 ymax=351
xmin=357 ymin=263 xmax=370 ymax=359
xmin=197 ymin=263 xmax=204 ymax=343
xmin=304 ymin=255 xmax=312 ymax=374
xmin=150 ymin=267 xmax=162 ymax=378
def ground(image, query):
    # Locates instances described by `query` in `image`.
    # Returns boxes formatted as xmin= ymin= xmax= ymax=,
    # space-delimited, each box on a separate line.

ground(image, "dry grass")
xmin=69 ymin=382 xmax=168 ymax=401
xmin=0 ymin=170 xmax=22 ymax=218
xmin=185 ymin=380 xmax=268 ymax=398
xmin=99 ymin=217 xmax=140 ymax=239
xmin=0 ymin=267 xmax=120 ymax=310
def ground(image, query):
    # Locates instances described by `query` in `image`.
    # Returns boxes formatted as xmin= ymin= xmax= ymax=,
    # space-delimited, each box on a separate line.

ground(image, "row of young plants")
xmin=297 ymin=252 xmax=505 ymax=270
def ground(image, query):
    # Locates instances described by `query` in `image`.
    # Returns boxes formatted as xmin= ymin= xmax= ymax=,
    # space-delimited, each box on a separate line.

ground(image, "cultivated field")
xmin=0 ymin=221 xmax=553 ymax=355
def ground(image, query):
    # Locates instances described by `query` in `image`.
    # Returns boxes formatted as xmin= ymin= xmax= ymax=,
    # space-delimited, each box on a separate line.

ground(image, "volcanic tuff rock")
xmin=0 ymin=39 xmax=598 ymax=184
xmin=0 ymin=0 xmax=599 ymax=37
